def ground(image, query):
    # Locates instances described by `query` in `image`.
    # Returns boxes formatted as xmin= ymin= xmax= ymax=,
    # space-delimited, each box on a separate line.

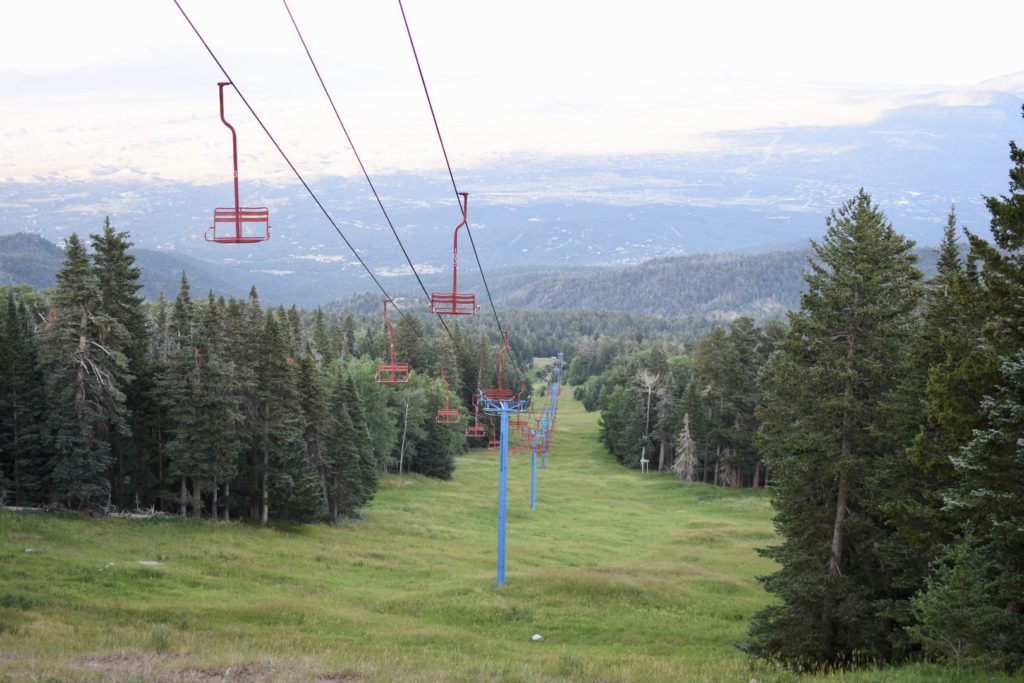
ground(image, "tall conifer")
xmin=750 ymin=190 xmax=921 ymax=669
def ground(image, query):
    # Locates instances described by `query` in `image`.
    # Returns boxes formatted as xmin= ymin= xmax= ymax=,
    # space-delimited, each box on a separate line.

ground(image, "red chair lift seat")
xmin=206 ymin=82 xmax=270 ymax=245
xmin=376 ymin=361 xmax=411 ymax=384
xmin=430 ymin=292 xmax=478 ymax=315
xmin=436 ymin=408 xmax=460 ymax=425
xmin=430 ymin=192 xmax=479 ymax=315
xmin=375 ymin=300 xmax=411 ymax=385
xmin=208 ymin=207 xmax=270 ymax=244
xmin=435 ymin=368 xmax=461 ymax=425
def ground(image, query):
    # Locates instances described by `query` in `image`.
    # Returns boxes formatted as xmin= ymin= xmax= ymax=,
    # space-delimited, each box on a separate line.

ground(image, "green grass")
xmin=0 ymin=383 xmax=1008 ymax=682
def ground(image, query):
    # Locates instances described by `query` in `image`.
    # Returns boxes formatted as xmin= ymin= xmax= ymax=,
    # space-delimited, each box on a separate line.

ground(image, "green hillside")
xmin=0 ymin=389 xmax=998 ymax=682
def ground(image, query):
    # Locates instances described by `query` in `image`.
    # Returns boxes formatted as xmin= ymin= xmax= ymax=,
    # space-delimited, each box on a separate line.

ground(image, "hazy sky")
xmin=2 ymin=0 xmax=1023 ymax=183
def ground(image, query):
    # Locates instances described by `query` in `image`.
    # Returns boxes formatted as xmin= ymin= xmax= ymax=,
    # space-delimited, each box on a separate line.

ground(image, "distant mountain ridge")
xmin=0 ymin=233 xmax=247 ymax=300
xmin=1 ymin=232 xmax=940 ymax=322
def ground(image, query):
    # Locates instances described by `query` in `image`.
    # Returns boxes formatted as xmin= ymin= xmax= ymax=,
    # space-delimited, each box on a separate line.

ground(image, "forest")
xmin=0 ymin=221 xmax=545 ymax=522
xmin=563 ymin=115 xmax=1024 ymax=672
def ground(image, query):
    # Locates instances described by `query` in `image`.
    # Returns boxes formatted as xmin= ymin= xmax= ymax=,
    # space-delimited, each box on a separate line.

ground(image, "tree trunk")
xmin=399 ymin=399 xmax=410 ymax=474
xmin=223 ymin=481 xmax=230 ymax=522
xmin=658 ymin=438 xmax=667 ymax=473
xmin=753 ymin=461 xmax=762 ymax=489
xmin=157 ymin=425 xmax=164 ymax=512
xmin=211 ymin=483 xmax=218 ymax=520
xmin=830 ymin=329 xmax=856 ymax=577
xmin=261 ymin=452 xmax=269 ymax=525
xmin=713 ymin=455 xmax=719 ymax=486
xmin=179 ymin=475 xmax=186 ymax=517
xmin=12 ymin=416 xmax=20 ymax=505
xmin=731 ymin=466 xmax=740 ymax=489
xmin=192 ymin=478 xmax=201 ymax=519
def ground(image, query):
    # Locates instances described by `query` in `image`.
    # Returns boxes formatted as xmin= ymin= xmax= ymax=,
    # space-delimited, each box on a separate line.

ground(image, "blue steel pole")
xmin=496 ymin=406 xmax=510 ymax=587
xmin=531 ymin=432 xmax=538 ymax=510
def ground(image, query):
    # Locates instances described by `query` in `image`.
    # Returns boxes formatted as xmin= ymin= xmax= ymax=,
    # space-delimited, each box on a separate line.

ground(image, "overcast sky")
xmin=2 ymin=0 xmax=1023 ymax=183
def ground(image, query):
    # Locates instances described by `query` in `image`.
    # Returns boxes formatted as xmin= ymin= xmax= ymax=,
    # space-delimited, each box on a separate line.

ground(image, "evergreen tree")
xmin=409 ymin=391 xmax=457 ymax=480
xmin=672 ymin=413 xmax=697 ymax=482
xmin=38 ymin=233 xmax=131 ymax=508
xmin=0 ymin=291 xmax=47 ymax=505
xmin=394 ymin=313 xmax=428 ymax=372
xmin=194 ymin=293 xmax=242 ymax=519
xmin=749 ymin=190 xmax=921 ymax=669
xmin=161 ymin=273 xmax=203 ymax=516
xmin=939 ymin=352 xmax=1024 ymax=662
xmin=298 ymin=355 xmax=331 ymax=512
xmin=90 ymin=217 xmax=148 ymax=507
xmin=312 ymin=307 xmax=331 ymax=366
xmin=930 ymin=110 xmax=1024 ymax=666
xmin=322 ymin=369 xmax=375 ymax=518
xmin=255 ymin=308 xmax=321 ymax=523
xmin=876 ymin=208 xmax=991 ymax=650
xmin=908 ymin=533 xmax=1012 ymax=672
xmin=342 ymin=373 xmax=378 ymax=507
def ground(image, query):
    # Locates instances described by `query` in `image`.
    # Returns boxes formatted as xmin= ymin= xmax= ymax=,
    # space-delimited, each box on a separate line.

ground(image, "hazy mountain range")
xmin=1 ymin=77 xmax=1021 ymax=308
xmin=1 ymin=231 xmax=943 ymax=323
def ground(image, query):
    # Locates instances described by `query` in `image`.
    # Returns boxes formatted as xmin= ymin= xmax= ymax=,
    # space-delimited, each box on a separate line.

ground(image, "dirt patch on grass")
xmin=164 ymin=664 xmax=276 ymax=682
xmin=78 ymin=652 xmax=148 ymax=670
xmin=316 ymin=672 xmax=363 ymax=682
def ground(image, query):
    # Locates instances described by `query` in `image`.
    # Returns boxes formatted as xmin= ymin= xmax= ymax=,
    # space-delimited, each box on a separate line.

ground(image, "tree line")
xmin=0 ymin=220 xmax=534 ymax=522
xmin=569 ymin=316 xmax=784 ymax=487
xmin=571 ymin=113 xmax=1024 ymax=673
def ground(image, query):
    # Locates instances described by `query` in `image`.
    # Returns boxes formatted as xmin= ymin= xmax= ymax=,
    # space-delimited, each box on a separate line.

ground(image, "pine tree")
xmin=672 ymin=413 xmax=697 ymax=482
xmin=0 ymin=291 xmax=47 ymax=505
xmin=876 ymin=208 xmax=991 ymax=646
xmin=409 ymin=391 xmax=457 ymax=480
xmin=322 ymin=369 xmax=370 ymax=518
xmin=394 ymin=313 xmax=427 ymax=372
xmin=161 ymin=273 xmax=202 ymax=516
xmin=38 ymin=233 xmax=131 ymax=508
xmin=342 ymin=373 xmax=378 ymax=507
xmin=193 ymin=293 xmax=242 ymax=519
xmin=908 ymin=534 xmax=1011 ymax=672
xmin=749 ymin=190 xmax=921 ymax=669
xmin=255 ymin=308 xmax=321 ymax=522
xmin=90 ymin=217 xmax=148 ymax=508
xmin=298 ymin=355 xmax=331 ymax=512
xmin=933 ymin=109 xmax=1024 ymax=664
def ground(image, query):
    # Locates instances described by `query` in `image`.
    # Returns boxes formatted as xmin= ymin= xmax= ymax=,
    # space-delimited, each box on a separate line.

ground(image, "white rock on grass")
xmin=531 ymin=634 xmax=543 ymax=642
xmin=138 ymin=560 xmax=161 ymax=566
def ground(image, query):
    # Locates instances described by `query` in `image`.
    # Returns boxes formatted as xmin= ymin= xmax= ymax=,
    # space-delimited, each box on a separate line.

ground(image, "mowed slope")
xmin=0 ymin=389 xmax=983 ymax=682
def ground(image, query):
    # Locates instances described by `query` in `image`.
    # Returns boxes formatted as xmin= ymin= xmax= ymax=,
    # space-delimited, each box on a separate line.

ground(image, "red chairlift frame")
xmin=435 ymin=368 xmax=460 ymax=425
xmin=487 ymin=417 xmax=501 ymax=448
xmin=483 ymin=331 xmax=515 ymax=401
xmin=430 ymin=192 xmax=479 ymax=315
xmin=206 ymin=82 xmax=270 ymax=244
xmin=375 ymin=300 xmax=411 ymax=384
xmin=466 ymin=394 xmax=486 ymax=438
xmin=509 ymin=382 xmax=528 ymax=430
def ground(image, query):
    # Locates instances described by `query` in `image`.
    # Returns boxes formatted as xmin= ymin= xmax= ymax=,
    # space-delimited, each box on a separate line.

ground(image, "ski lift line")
xmin=171 ymin=0 xmax=408 ymax=320
xmin=280 ymin=0 xmax=461 ymax=348
xmin=395 ymin=0 xmax=526 ymax=385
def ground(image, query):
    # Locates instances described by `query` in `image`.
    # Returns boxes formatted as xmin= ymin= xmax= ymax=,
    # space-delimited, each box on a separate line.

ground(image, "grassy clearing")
xmin=0 ymin=379 xmax=1006 ymax=682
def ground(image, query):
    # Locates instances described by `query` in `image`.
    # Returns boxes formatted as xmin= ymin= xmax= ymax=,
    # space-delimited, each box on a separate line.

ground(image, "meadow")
xmin=0 ymin=389 xmax=1007 ymax=682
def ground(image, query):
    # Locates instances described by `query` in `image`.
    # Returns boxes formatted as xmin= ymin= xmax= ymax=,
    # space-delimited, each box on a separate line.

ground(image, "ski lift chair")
xmin=435 ymin=368 xmax=460 ymax=425
xmin=430 ymin=192 xmax=480 ymax=315
xmin=206 ymin=82 xmax=270 ymax=244
xmin=375 ymin=300 xmax=411 ymax=384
